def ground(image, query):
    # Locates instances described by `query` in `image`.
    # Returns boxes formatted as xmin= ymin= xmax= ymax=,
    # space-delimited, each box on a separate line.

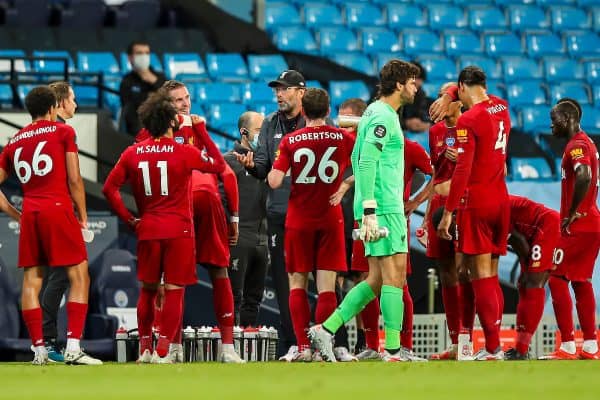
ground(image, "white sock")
xmin=559 ymin=341 xmax=576 ymax=354
xmin=35 ymin=345 xmax=47 ymax=356
xmin=222 ymin=344 xmax=235 ymax=352
xmin=582 ymin=340 xmax=599 ymax=354
xmin=66 ymin=338 xmax=80 ymax=353
xmin=168 ymin=343 xmax=177 ymax=353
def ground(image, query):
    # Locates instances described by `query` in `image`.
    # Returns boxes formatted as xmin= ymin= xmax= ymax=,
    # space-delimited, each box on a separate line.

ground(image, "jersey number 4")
xmin=138 ymin=161 xmax=168 ymax=196
xmin=14 ymin=141 xmax=53 ymax=184
xmin=294 ymin=147 xmax=339 ymax=184
xmin=494 ymin=121 xmax=507 ymax=154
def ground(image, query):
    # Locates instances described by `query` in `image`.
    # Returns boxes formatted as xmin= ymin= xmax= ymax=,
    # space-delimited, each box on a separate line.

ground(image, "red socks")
xmin=156 ymin=288 xmax=184 ymax=357
xmin=460 ymin=281 xmax=475 ymax=338
xmin=213 ymin=277 xmax=234 ymax=345
xmin=137 ymin=287 xmax=157 ymax=353
xmin=496 ymin=281 xmax=504 ymax=324
xmin=442 ymin=285 xmax=461 ymax=344
xmin=401 ymin=285 xmax=413 ymax=350
xmin=471 ymin=277 xmax=500 ymax=353
xmin=361 ymin=298 xmax=380 ymax=351
xmin=572 ymin=281 xmax=597 ymax=341
xmin=289 ymin=288 xmax=311 ymax=350
xmin=23 ymin=307 xmax=44 ymax=347
xmin=549 ymin=275 xmax=575 ymax=342
xmin=66 ymin=302 xmax=88 ymax=340
xmin=315 ymin=291 xmax=337 ymax=324
xmin=516 ymin=287 xmax=545 ymax=354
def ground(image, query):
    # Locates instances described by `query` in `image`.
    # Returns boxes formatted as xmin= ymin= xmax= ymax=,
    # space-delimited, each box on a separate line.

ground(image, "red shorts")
xmin=551 ymin=231 xmax=600 ymax=282
xmin=351 ymin=221 xmax=369 ymax=272
xmin=285 ymin=223 xmax=347 ymax=273
xmin=426 ymin=194 xmax=455 ymax=259
xmin=193 ymin=190 xmax=229 ymax=267
xmin=137 ymin=237 xmax=197 ymax=285
xmin=456 ymin=201 xmax=509 ymax=255
xmin=18 ymin=208 xmax=87 ymax=268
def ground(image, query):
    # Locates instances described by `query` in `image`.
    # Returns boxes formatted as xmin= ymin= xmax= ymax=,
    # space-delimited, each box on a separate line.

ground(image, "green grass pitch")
xmin=1 ymin=361 xmax=599 ymax=400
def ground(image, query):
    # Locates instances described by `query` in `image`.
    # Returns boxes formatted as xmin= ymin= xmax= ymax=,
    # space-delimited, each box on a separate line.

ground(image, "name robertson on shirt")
xmin=486 ymin=103 xmax=507 ymax=115
xmin=136 ymin=144 xmax=174 ymax=154
xmin=288 ymin=131 xmax=344 ymax=145
xmin=10 ymin=125 xmax=57 ymax=144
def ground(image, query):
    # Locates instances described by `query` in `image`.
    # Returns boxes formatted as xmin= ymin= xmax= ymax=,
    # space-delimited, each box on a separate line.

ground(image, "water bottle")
xmin=196 ymin=326 xmax=211 ymax=362
xmin=352 ymin=227 xmax=389 ymax=241
xmin=267 ymin=326 xmax=279 ymax=361
xmin=115 ymin=326 xmax=128 ymax=363
xmin=258 ymin=326 xmax=270 ymax=362
xmin=127 ymin=329 xmax=139 ymax=362
xmin=210 ymin=327 xmax=222 ymax=361
xmin=243 ymin=327 xmax=259 ymax=362
xmin=183 ymin=326 xmax=196 ymax=362
xmin=457 ymin=328 xmax=473 ymax=361
xmin=233 ymin=326 xmax=243 ymax=357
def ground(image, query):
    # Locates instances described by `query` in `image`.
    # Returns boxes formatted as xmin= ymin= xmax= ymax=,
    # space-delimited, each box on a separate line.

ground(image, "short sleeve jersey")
xmin=561 ymin=131 xmax=600 ymax=233
xmin=272 ymin=125 xmax=355 ymax=229
xmin=509 ymin=195 xmax=560 ymax=243
xmin=404 ymin=138 xmax=433 ymax=201
xmin=0 ymin=120 xmax=77 ymax=212
xmin=429 ymin=121 xmax=457 ymax=185
xmin=351 ymin=100 xmax=404 ymax=219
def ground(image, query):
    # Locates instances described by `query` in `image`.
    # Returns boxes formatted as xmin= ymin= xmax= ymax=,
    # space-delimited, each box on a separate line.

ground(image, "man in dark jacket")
xmin=224 ymin=111 xmax=268 ymax=327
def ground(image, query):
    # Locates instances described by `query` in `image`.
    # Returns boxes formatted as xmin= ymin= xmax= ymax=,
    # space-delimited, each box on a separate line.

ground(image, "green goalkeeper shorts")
xmin=359 ymin=213 xmax=408 ymax=257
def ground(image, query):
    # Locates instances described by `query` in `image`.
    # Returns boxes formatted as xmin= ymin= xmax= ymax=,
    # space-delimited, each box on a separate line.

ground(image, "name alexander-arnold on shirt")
xmin=288 ymin=131 xmax=344 ymax=144
xmin=136 ymin=144 xmax=174 ymax=154
xmin=10 ymin=125 xmax=57 ymax=144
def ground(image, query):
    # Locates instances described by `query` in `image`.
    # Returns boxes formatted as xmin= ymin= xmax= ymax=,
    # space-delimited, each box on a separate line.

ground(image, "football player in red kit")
xmin=103 ymin=92 xmax=226 ymax=363
xmin=0 ymin=86 xmax=101 ymax=365
xmin=268 ymin=88 xmax=355 ymax=361
xmin=505 ymin=195 xmax=560 ymax=360
xmin=436 ymin=66 xmax=511 ymax=361
xmin=541 ymin=99 xmax=600 ymax=360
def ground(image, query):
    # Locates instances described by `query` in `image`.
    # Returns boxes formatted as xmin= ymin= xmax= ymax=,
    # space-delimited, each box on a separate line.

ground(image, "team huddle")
xmin=0 ymin=58 xmax=598 ymax=365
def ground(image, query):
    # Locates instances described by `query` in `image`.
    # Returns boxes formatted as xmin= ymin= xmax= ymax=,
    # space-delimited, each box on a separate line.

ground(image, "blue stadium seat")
xmin=114 ymin=0 xmax=161 ymax=30
xmin=329 ymin=80 xmax=370 ymax=107
xmin=444 ymin=30 xmax=483 ymax=56
xmin=317 ymin=27 xmax=359 ymax=54
xmin=502 ymin=57 xmax=543 ymax=82
xmin=520 ymin=105 xmax=552 ymax=133
xmin=506 ymin=81 xmax=547 ymax=107
xmin=344 ymin=2 xmax=385 ymax=28
xmin=458 ymin=55 xmax=502 ymax=80
xmin=525 ymin=32 xmax=565 ymax=58
xmin=4 ymin=0 xmax=51 ymax=27
xmin=72 ymin=84 xmax=100 ymax=107
xmin=195 ymin=82 xmax=242 ymax=105
xmin=209 ymin=130 xmax=235 ymax=152
xmin=375 ymin=53 xmax=405 ymax=72
xmin=254 ymin=102 xmax=278 ymax=116
xmin=403 ymin=29 xmax=443 ymax=57
xmin=585 ymin=61 xmax=600 ymax=84
xmin=566 ymin=31 xmax=600 ymax=58
xmin=93 ymin=249 xmax=139 ymax=315
xmin=241 ymin=82 xmax=276 ymax=104
xmin=551 ymin=6 xmax=592 ymax=32
xmin=205 ymin=53 xmax=249 ymax=82
xmin=581 ymin=105 xmax=600 ymax=134
xmin=422 ymin=81 xmax=445 ymax=98
xmin=495 ymin=0 xmax=535 ymax=4
xmin=544 ymin=57 xmax=583 ymax=82
xmin=303 ymin=3 xmax=343 ymax=28
xmin=0 ymin=50 xmax=29 ymax=73
xmin=162 ymin=53 xmax=207 ymax=80
xmin=32 ymin=50 xmax=75 ymax=73
xmin=469 ymin=6 xmax=508 ymax=32
xmin=427 ymin=5 xmax=467 ymax=31
xmin=550 ymin=82 xmax=591 ymax=105
xmin=305 ymin=80 xmax=323 ymax=89
xmin=0 ymin=84 xmax=13 ymax=108
xmin=77 ymin=52 xmax=120 ymax=75
xmin=386 ymin=4 xmax=427 ymax=30
xmin=485 ymin=32 xmax=523 ymax=57
xmin=593 ymin=85 xmax=600 ymax=106
xmin=592 ymin=6 xmax=600 ymax=32
xmin=508 ymin=5 xmax=550 ymax=32
xmin=417 ymin=56 xmax=456 ymax=81
xmin=247 ymin=54 xmax=288 ymax=81
xmin=265 ymin=3 xmax=301 ymax=31
xmin=330 ymin=53 xmax=376 ymax=76
xmin=359 ymin=27 xmax=401 ymax=55
xmin=60 ymin=0 xmax=106 ymax=29
xmin=119 ymin=52 xmax=162 ymax=73
xmin=511 ymin=158 xmax=553 ymax=181
xmin=272 ymin=27 xmax=318 ymax=54
xmin=538 ymin=0 xmax=576 ymax=5
xmin=208 ymin=103 xmax=248 ymax=129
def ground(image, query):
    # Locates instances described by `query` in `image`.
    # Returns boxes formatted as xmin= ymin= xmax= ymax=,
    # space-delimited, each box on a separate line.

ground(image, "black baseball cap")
xmin=268 ymin=70 xmax=306 ymax=88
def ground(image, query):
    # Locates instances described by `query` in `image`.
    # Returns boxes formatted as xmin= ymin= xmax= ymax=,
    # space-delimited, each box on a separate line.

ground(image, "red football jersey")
xmin=272 ymin=125 xmax=355 ymax=229
xmin=0 ymin=120 xmax=78 ymax=212
xmin=404 ymin=138 xmax=433 ymax=201
xmin=429 ymin=121 xmax=457 ymax=185
xmin=446 ymin=95 xmax=511 ymax=211
xmin=103 ymin=136 xmax=224 ymax=240
xmin=509 ymin=195 xmax=559 ymax=241
xmin=560 ymin=131 xmax=600 ymax=232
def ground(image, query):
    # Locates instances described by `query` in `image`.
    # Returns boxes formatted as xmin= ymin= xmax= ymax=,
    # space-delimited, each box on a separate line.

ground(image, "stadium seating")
xmin=208 ymin=103 xmax=248 ymax=129
xmin=272 ymin=27 xmax=318 ymax=54
xmin=32 ymin=50 xmax=75 ymax=74
xmin=119 ymin=52 xmax=163 ymax=73
xmin=329 ymin=80 xmax=370 ymax=107
xmin=386 ymin=4 xmax=427 ymax=30
xmin=194 ymin=82 xmax=242 ymax=105
xmin=265 ymin=2 xmax=301 ymax=31
xmin=510 ymin=157 xmax=553 ymax=181
xmin=403 ymin=29 xmax=443 ymax=57
xmin=162 ymin=52 xmax=207 ymax=80
xmin=0 ymin=50 xmax=28 ymax=73
xmin=0 ymin=84 xmax=12 ymax=108
xmin=503 ymin=57 xmax=543 ymax=83
xmin=4 ymin=0 xmax=51 ymax=27
xmin=77 ymin=52 xmax=120 ymax=76
xmin=521 ymin=105 xmax=552 ymax=134
xmin=60 ymin=0 xmax=106 ymax=29
xmin=506 ymin=81 xmax=547 ymax=108
xmin=205 ymin=53 xmax=249 ymax=82
xmin=417 ymin=56 xmax=456 ymax=81
xmin=444 ymin=30 xmax=483 ymax=56
xmin=344 ymin=2 xmax=385 ymax=28
xmin=114 ymin=0 xmax=162 ymax=30
xmin=317 ymin=27 xmax=359 ymax=54
xmin=469 ymin=6 xmax=508 ymax=32
xmin=247 ymin=54 xmax=288 ymax=81
xmin=303 ymin=3 xmax=343 ymax=28
xmin=359 ymin=27 xmax=401 ymax=55
xmin=584 ymin=60 xmax=600 ymax=84
xmin=508 ymin=5 xmax=550 ymax=32
xmin=427 ymin=5 xmax=467 ymax=31
xmin=458 ymin=55 xmax=502 ymax=80
xmin=566 ymin=31 xmax=600 ymax=58
xmin=544 ymin=57 xmax=584 ymax=82
xmin=484 ymin=32 xmax=523 ymax=57
xmin=581 ymin=105 xmax=600 ymax=134
xmin=241 ymin=82 xmax=276 ymax=105
xmin=330 ymin=53 xmax=376 ymax=76
xmin=525 ymin=33 xmax=565 ymax=59
xmin=550 ymin=82 xmax=591 ymax=104
xmin=550 ymin=6 xmax=592 ymax=32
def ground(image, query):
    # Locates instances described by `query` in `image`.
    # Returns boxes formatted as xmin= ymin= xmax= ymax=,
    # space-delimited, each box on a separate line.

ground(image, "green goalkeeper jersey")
xmin=351 ymin=100 xmax=404 ymax=220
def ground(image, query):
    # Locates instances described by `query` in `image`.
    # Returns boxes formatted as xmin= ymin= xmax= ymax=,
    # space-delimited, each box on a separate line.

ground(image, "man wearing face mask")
xmin=224 ymin=111 xmax=269 ymax=327
xmin=119 ymin=41 xmax=166 ymax=135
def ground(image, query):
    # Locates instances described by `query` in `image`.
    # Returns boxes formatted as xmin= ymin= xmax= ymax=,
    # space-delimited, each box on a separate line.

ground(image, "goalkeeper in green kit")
xmin=309 ymin=60 xmax=420 ymax=362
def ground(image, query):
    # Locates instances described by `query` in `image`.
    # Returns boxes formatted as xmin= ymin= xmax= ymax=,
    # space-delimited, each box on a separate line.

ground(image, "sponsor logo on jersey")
xmin=456 ymin=129 xmax=468 ymax=143
xmin=570 ymin=147 xmax=584 ymax=160
xmin=373 ymin=125 xmax=386 ymax=138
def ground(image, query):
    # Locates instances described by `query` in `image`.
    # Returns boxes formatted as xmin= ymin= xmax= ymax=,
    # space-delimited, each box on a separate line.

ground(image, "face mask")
xmin=250 ymin=134 xmax=259 ymax=150
xmin=132 ymin=54 xmax=150 ymax=70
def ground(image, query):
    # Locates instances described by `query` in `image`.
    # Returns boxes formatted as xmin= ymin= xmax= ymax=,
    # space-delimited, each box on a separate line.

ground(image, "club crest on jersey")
xmin=175 ymin=136 xmax=184 ymax=144
xmin=373 ymin=125 xmax=386 ymax=138
xmin=445 ymin=137 xmax=456 ymax=147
